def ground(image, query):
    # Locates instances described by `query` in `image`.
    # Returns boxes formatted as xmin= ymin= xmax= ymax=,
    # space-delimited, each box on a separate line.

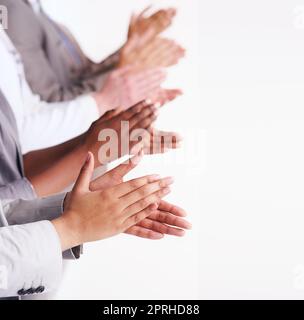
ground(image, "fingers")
xmin=111 ymin=174 xmax=162 ymax=198
xmin=132 ymin=68 xmax=167 ymax=85
xmin=148 ymin=211 xmax=192 ymax=230
xmin=123 ymin=186 xmax=171 ymax=220
xmin=125 ymin=225 xmax=164 ymax=240
xmin=128 ymin=105 xmax=158 ymax=129
xmin=158 ymin=200 xmax=187 ymax=217
xmin=130 ymin=129 xmax=183 ymax=155
xmin=73 ymin=152 xmax=94 ymax=194
xmin=108 ymin=151 xmax=144 ymax=180
xmin=121 ymin=176 xmax=173 ymax=209
xmin=137 ymin=218 xmax=186 ymax=237
xmin=144 ymin=40 xmax=185 ymax=68
xmin=151 ymin=89 xmax=183 ymax=107
xmin=152 ymin=130 xmax=183 ymax=143
xmin=120 ymin=100 xmax=153 ymax=120
xmin=146 ymin=130 xmax=183 ymax=154
xmin=149 ymin=8 xmax=176 ymax=34
xmin=90 ymin=151 xmax=144 ymax=192
xmin=100 ymin=107 xmax=124 ymax=121
xmin=123 ymin=203 xmax=160 ymax=234
xmin=138 ymin=5 xmax=153 ymax=19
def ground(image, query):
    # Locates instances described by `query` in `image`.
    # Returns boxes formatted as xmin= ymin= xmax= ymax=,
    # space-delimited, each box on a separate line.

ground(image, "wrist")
xmin=92 ymin=92 xmax=111 ymax=115
xmin=51 ymin=211 xmax=83 ymax=251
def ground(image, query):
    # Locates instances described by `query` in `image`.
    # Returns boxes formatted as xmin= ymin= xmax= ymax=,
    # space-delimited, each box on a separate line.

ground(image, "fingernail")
xmin=145 ymin=99 xmax=152 ymax=105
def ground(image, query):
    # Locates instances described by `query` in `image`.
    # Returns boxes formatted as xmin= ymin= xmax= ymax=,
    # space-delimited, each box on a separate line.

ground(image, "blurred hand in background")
xmin=128 ymin=7 xmax=177 ymax=39
xmin=93 ymin=67 xmax=166 ymax=112
xmin=119 ymin=35 xmax=185 ymax=70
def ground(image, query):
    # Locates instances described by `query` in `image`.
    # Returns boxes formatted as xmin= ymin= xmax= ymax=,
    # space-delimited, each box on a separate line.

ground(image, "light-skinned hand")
xmin=52 ymin=152 xmax=174 ymax=251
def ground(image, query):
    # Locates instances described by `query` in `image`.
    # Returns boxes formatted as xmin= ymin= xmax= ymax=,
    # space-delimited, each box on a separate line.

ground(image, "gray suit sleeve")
xmin=3 ymin=194 xmax=82 ymax=260
xmin=0 ymin=178 xmax=36 ymax=201
xmin=4 ymin=0 xmax=118 ymax=102
xmin=3 ymin=0 xmax=94 ymax=102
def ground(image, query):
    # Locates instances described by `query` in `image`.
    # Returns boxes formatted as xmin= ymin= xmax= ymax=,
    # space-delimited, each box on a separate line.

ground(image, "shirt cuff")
xmin=76 ymin=94 xmax=100 ymax=120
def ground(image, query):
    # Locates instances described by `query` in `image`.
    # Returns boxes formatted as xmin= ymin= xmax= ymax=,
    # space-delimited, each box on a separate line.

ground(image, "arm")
xmin=0 ymin=153 xmax=178 ymax=298
xmin=23 ymin=101 xmax=158 ymax=197
xmin=55 ymin=21 xmax=120 ymax=86
xmin=3 ymin=0 xmax=103 ymax=102
xmin=24 ymin=137 xmax=87 ymax=197
xmin=3 ymin=194 xmax=81 ymax=260
xmin=23 ymin=99 xmax=183 ymax=197
xmin=0 ymin=218 xmax=63 ymax=298
xmin=20 ymin=94 xmax=100 ymax=154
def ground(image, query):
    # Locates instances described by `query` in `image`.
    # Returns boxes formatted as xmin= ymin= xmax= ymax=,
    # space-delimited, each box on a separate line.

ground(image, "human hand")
xmin=149 ymin=88 xmax=183 ymax=107
xmin=93 ymin=67 xmax=166 ymax=113
xmin=130 ymin=128 xmax=183 ymax=156
xmin=82 ymin=100 xmax=159 ymax=165
xmin=89 ymin=154 xmax=191 ymax=239
xmin=125 ymin=200 xmax=192 ymax=239
xmin=128 ymin=7 xmax=177 ymax=39
xmin=119 ymin=35 xmax=185 ymax=70
xmin=52 ymin=152 xmax=174 ymax=251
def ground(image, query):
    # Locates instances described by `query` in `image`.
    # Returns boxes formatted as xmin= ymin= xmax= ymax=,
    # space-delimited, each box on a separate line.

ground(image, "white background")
xmin=42 ymin=0 xmax=304 ymax=299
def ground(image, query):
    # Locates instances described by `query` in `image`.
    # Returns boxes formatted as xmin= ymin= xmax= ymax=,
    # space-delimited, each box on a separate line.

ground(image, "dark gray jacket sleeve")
xmin=3 ymin=194 xmax=82 ymax=261
xmin=0 ymin=178 xmax=36 ymax=201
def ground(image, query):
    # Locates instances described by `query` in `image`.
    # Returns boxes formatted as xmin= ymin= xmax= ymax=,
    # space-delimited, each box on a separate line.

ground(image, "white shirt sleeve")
xmin=0 ymin=30 xmax=101 ymax=154
xmin=20 ymin=93 xmax=99 ymax=154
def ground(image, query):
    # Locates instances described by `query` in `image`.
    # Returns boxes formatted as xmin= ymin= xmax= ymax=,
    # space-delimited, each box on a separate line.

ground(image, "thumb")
xmin=73 ymin=152 xmax=95 ymax=193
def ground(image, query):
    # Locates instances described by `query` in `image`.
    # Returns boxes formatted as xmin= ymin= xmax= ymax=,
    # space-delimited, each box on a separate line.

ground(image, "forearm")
xmin=24 ymin=134 xmax=83 ymax=177
xmin=24 ymin=137 xmax=87 ymax=197
xmin=20 ymin=95 xmax=99 ymax=153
